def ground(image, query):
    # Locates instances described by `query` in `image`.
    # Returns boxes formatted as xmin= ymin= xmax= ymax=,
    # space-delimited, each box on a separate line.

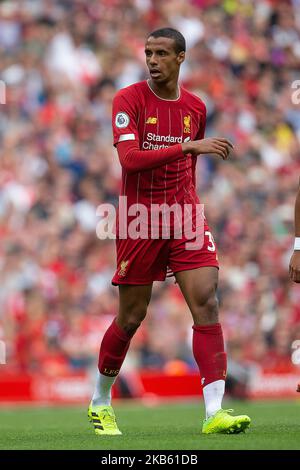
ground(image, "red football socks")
xmin=192 ymin=323 xmax=227 ymax=387
xmin=98 ymin=318 xmax=133 ymax=377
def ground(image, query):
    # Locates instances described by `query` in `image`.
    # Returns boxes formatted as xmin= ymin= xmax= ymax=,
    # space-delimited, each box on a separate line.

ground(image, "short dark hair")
xmin=147 ymin=28 xmax=186 ymax=54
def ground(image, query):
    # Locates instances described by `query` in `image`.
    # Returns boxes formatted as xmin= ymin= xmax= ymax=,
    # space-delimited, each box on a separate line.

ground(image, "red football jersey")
xmin=112 ymin=80 xmax=206 ymax=238
xmin=112 ymin=80 xmax=206 ymax=205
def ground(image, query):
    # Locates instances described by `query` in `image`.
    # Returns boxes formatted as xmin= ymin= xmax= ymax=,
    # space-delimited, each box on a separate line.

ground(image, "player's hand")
xmin=289 ymin=251 xmax=300 ymax=283
xmin=182 ymin=137 xmax=234 ymax=160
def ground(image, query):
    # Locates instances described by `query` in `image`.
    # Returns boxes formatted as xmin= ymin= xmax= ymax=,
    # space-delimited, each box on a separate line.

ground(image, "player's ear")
xmin=177 ymin=51 xmax=185 ymax=65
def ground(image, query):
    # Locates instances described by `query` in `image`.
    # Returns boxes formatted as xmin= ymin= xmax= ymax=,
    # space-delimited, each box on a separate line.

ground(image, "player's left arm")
xmin=289 ymin=177 xmax=300 ymax=283
xmin=194 ymin=101 xmax=206 ymax=141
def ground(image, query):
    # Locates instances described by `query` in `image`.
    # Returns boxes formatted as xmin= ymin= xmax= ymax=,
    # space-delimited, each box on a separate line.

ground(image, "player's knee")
xmin=192 ymin=291 xmax=219 ymax=323
xmin=118 ymin=303 xmax=148 ymax=335
xmin=122 ymin=316 xmax=145 ymax=336
xmin=205 ymin=294 xmax=219 ymax=317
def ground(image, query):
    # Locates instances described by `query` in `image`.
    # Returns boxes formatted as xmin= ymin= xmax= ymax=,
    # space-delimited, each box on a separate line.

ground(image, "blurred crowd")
xmin=0 ymin=0 xmax=300 ymax=391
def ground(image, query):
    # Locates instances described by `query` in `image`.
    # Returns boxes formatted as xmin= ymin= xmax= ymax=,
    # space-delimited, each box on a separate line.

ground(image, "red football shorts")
xmin=112 ymin=223 xmax=219 ymax=285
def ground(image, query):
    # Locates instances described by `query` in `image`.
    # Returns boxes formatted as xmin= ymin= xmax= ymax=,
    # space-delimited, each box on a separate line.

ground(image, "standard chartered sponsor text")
xmin=142 ymin=132 xmax=183 ymax=149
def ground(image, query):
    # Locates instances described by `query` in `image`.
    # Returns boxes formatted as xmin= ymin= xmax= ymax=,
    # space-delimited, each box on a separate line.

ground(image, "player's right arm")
xmin=112 ymin=89 xmax=233 ymax=173
xmin=289 ymin=178 xmax=300 ymax=283
xmin=181 ymin=138 xmax=234 ymax=160
xmin=112 ymin=89 xmax=185 ymax=174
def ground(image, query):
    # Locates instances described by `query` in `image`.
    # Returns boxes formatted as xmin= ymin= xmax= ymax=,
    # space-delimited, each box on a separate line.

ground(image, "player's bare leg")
xmin=175 ymin=266 xmax=219 ymax=326
xmin=117 ymin=284 xmax=153 ymax=335
xmin=175 ymin=267 xmax=251 ymax=433
xmin=89 ymin=284 xmax=152 ymax=435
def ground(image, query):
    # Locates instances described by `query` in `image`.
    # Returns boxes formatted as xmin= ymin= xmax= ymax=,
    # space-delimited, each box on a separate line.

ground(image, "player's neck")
xmin=148 ymin=78 xmax=180 ymax=100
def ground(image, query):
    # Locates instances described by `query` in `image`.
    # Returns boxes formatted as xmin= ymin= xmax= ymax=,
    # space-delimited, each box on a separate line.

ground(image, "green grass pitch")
xmin=0 ymin=399 xmax=300 ymax=450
